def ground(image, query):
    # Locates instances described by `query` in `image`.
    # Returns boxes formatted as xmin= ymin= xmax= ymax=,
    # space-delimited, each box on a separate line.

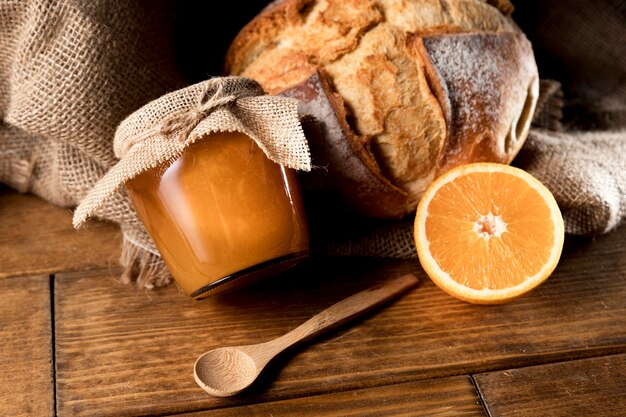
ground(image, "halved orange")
xmin=414 ymin=163 xmax=564 ymax=304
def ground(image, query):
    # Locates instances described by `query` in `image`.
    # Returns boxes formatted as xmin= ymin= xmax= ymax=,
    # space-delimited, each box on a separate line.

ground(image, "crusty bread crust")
xmin=225 ymin=0 xmax=539 ymax=218
xmin=281 ymin=71 xmax=410 ymax=218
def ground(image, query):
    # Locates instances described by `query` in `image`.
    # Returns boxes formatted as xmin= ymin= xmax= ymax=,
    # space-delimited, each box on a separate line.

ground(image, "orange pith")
xmin=414 ymin=163 xmax=564 ymax=304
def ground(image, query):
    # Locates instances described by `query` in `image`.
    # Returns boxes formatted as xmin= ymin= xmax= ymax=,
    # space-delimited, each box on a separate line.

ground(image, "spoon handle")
xmin=270 ymin=274 xmax=418 ymax=354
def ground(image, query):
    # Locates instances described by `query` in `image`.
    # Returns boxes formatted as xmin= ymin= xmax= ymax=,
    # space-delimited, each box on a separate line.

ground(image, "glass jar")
xmin=126 ymin=131 xmax=310 ymax=298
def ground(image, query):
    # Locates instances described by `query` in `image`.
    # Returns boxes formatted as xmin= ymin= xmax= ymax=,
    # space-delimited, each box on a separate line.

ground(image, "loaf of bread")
xmin=226 ymin=0 xmax=539 ymax=219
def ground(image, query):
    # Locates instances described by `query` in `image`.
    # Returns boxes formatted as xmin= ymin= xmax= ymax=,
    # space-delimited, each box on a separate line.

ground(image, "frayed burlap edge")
xmin=119 ymin=233 xmax=171 ymax=289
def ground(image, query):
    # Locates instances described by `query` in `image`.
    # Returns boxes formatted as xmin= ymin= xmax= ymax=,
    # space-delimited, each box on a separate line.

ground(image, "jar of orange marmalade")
xmin=126 ymin=131 xmax=310 ymax=298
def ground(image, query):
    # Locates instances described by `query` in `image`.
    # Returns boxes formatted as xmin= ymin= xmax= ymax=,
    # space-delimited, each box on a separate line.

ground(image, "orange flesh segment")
xmin=424 ymin=171 xmax=555 ymax=291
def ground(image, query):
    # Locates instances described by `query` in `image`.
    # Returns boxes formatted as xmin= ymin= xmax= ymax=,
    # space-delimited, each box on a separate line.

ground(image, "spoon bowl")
xmin=194 ymin=274 xmax=419 ymax=397
xmin=194 ymin=347 xmax=259 ymax=397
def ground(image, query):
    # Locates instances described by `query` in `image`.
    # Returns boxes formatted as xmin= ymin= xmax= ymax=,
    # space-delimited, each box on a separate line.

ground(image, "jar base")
xmin=190 ymin=251 xmax=309 ymax=299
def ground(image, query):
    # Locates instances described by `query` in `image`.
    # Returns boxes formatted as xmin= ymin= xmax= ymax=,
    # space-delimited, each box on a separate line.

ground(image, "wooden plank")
xmin=474 ymin=354 xmax=626 ymax=417
xmin=176 ymin=376 xmax=486 ymax=416
xmin=54 ymin=225 xmax=626 ymax=416
xmin=0 ymin=188 xmax=121 ymax=278
xmin=0 ymin=275 xmax=54 ymax=417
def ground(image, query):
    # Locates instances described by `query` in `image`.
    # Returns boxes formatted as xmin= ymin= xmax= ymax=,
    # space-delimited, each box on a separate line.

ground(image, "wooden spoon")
xmin=194 ymin=273 xmax=419 ymax=397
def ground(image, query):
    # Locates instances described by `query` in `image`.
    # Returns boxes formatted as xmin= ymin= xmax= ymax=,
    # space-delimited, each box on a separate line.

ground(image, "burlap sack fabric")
xmin=0 ymin=0 xmax=188 ymax=287
xmin=1 ymin=0 xmax=625 ymax=286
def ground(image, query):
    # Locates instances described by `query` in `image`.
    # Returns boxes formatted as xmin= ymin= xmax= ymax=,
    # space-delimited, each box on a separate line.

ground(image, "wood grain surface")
xmin=0 ymin=188 xmax=121 ymax=278
xmin=53 ymin=225 xmax=626 ymax=417
xmin=0 ymin=275 xmax=54 ymax=417
xmin=178 ymin=376 xmax=486 ymax=416
xmin=474 ymin=353 xmax=626 ymax=417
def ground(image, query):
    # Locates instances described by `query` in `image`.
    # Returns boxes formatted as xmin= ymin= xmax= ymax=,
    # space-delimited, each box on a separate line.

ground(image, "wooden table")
xmin=2 ymin=186 xmax=625 ymax=416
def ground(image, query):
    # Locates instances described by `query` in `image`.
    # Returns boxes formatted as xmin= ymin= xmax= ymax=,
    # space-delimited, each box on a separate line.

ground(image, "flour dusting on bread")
xmin=423 ymin=33 xmax=538 ymax=174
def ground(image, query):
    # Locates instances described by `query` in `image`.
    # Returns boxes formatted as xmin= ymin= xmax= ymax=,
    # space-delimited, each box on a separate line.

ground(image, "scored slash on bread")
xmin=225 ymin=0 xmax=539 ymax=219
xmin=281 ymin=71 xmax=410 ymax=219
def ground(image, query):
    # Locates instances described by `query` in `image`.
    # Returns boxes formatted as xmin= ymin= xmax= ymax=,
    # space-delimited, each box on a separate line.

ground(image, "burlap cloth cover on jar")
xmin=1 ymin=0 xmax=625 ymax=289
